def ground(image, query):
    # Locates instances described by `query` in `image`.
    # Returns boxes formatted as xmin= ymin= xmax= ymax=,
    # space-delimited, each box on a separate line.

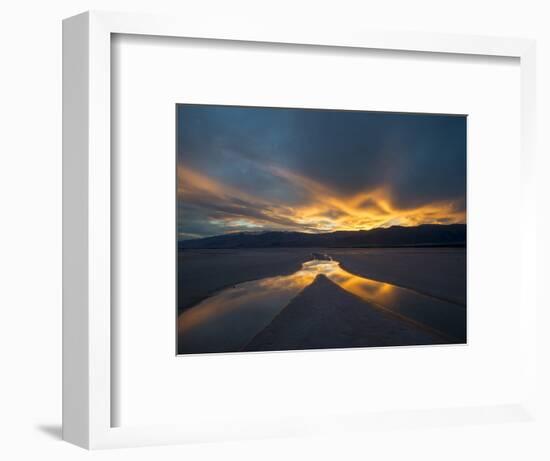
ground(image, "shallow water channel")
xmin=177 ymin=257 xmax=466 ymax=354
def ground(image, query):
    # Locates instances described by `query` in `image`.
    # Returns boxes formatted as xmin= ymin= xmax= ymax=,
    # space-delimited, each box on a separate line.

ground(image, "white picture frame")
xmin=62 ymin=10 xmax=537 ymax=449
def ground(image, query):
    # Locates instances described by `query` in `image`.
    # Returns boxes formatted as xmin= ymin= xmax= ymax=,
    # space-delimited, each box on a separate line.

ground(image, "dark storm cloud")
xmin=176 ymin=104 xmax=466 ymax=238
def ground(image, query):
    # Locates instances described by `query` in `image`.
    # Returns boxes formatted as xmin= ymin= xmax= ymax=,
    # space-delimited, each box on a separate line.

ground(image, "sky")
xmin=176 ymin=104 xmax=466 ymax=240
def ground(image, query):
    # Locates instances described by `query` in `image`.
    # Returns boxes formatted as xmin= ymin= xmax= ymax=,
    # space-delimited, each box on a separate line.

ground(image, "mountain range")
xmin=178 ymin=224 xmax=466 ymax=249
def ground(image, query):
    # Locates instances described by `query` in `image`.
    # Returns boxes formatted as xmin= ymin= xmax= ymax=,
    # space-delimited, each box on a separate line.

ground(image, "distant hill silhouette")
xmin=178 ymin=224 xmax=466 ymax=249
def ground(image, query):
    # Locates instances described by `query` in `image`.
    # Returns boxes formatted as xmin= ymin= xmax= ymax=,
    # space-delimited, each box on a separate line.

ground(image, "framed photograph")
xmin=176 ymin=104 xmax=467 ymax=355
xmin=63 ymin=11 xmax=537 ymax=449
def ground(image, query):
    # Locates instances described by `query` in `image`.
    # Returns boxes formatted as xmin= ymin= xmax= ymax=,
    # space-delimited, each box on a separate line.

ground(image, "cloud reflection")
xmin=177 ymin=258 xmax=464 ymax=353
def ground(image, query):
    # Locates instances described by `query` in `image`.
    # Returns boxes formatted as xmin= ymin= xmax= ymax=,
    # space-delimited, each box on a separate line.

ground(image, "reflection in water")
xmin=178 ymin=258 xmax=466 ymax=354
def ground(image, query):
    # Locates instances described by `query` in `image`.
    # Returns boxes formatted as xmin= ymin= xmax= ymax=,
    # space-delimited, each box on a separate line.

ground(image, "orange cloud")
xmin=263 ymin=165 xmax=465 ymax=231
xmin=178 ymin=165 xmax=465 ymax=234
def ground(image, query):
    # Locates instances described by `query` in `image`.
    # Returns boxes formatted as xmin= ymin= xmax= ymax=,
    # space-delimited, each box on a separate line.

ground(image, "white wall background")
xmin=0 ymin=1 xmax=548 ymax=459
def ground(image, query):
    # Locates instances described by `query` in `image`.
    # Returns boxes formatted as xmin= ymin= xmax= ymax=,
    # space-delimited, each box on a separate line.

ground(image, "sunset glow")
xmin=176 ymin=104 xmax=466 ymax=239
xmin=177 ymin=165 xmax=465 ymax=236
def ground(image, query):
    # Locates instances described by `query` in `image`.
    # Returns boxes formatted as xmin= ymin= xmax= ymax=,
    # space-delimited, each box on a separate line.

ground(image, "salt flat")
xmin=244 ymin=274 xmax=447 ymax=352
xmin=178 ymin=247 xmax=466 ymax=313
xmin=330 ymin=248 xmax=466 ymax=306
xmin=177 ymin=247 xmax=466 ymax=354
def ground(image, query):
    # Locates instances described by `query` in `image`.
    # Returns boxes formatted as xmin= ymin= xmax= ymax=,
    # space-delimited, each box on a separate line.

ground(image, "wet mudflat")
xmin=177 ymin=249 xmax=466 ymax=354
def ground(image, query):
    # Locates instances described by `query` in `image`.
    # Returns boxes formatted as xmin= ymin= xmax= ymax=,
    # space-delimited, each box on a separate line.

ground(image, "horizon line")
xmin=178 ymin=222 xmax=467 ymax=242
